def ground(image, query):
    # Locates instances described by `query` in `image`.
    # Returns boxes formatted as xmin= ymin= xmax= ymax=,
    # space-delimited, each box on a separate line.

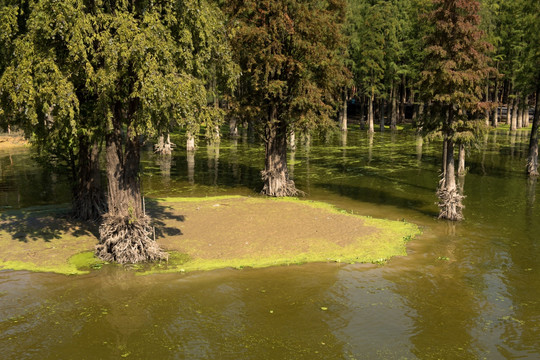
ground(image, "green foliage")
xmin=0 ymin=0 xmax=236 ymax=163
xmin=225 ymin=0 xmax=349 ymax=132
xmin=418 ymin=0 xmax=495 ymax=139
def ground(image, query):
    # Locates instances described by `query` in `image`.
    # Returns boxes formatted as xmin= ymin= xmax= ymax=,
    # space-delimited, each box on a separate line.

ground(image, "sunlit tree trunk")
xmin=511 ymin=97 xmax=518 ymax=130
xmin=186 ymin=131 xmax=196 ymax=152
xmin=457 ymin=143 xmax=466 ymax=175
xmin=154 ymin=133 xmax=174 ymax=155
xmin=368 ymin=89 xmax=375 ymax=133
xmin=339 ymin=88 xmax=348 ymax=131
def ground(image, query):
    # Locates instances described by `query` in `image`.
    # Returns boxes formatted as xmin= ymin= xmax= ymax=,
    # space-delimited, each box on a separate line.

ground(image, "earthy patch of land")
xmin=0 ymin=196 xmax=420 ymax=274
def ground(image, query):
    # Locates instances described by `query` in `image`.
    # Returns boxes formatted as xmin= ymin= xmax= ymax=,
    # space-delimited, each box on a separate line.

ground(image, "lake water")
xmin=0 ymin=127 xmax=539 ymax=359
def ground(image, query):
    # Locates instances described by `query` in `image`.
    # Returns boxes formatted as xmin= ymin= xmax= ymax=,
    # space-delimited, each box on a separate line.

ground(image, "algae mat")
xmin=0 ymin=197 xmax=420 ymax=274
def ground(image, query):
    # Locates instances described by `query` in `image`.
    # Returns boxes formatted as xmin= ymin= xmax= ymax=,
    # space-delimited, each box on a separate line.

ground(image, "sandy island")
xmin=0 ymin=196 xmax=420 ymax=274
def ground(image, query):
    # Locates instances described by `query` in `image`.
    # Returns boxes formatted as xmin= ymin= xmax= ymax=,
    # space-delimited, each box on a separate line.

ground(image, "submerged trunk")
xmin=229 ymin=117 xmax=239 ymax=138
xmin=438 ymin=139 xmax=464 ymax=221
xmin=527 ymin=85 xmax=540 ymax=176
xmin=186 ymin=131 xmax=196 ymax=152
xmin=96 ymin=115 xmax=167 ymax=264
xmin=154 ymin=133 xmax=174 ymax=155
xmin=72 ymin=138 xmax=105 ymax=221
xmin=261 ymin=107 xmax=299 ymax=196
xmin=458 ymin=143 xmax=466 ymax=176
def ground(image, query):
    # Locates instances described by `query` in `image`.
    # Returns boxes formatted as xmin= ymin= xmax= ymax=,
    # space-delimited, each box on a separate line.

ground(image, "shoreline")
xmin=0 ymin=196 xmax=420 ymax=275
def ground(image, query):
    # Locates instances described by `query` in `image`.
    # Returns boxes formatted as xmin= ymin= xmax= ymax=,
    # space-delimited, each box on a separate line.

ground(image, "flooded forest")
xmin=1 ymin=0 xmax=539 ymax=359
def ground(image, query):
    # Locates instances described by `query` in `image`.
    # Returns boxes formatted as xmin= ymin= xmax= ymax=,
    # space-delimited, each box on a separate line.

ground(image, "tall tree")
xmin=225 ymin=0 xmax=349 ymax=196
xmin=0 ymin=0 xmax=235 ymax=263
xmin=419 ymin=0 xmax=494 ymax=220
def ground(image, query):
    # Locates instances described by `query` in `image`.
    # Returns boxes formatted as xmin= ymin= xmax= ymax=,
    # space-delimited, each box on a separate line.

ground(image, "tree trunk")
xmin=511 ymin=97 xmax=518 ymax=130
xmin=492 ymin=77 xmax=499 ymax=127
xmin=368 ymin=89 xmax=375 ymax=133
xmin=96 ymin=113 xmax=167 ymax=264
xmin=518 ymin=103 xmax=524 ymax=129
xmin=379 ymin=98 xmax=385 ymax=132
xmin=339 ymin=89 xmax=348 ymax=131
xmin=72 ymin=138 xmax=105 ymax=221
xmin=391 ymin=81 xmax=398 ymax=130
xmin=485 ymin=82 xmax=490 ymax=127
xmin=154 ymin=133 xmax=174 ymax=155
xmin=289 ymin=128 xmax=296 ymax=151
xmin=186 ymin=131 xmax=196 ymax=152
xmin=438 ymin=138 xmax=464 ymax=221
xmin=457 ymin=143 xmax=466 ymax=175
xmin=399 ymin=75 xmax=406 ymax=123
xmin=527 ymin=84 xmax=540 ymax=176
xmin=229 ymin=117 xmax=239 ymax=138
xmin=261 ymin=106 xmax=299 ymax=196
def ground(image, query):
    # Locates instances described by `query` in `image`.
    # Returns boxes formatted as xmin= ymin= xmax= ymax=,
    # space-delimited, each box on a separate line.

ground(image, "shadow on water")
xmin=315 ymin=182 xmax=439 ymax=218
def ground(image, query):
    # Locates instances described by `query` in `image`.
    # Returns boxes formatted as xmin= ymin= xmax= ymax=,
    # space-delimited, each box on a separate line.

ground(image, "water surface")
xmin=0 ymin=128 xmax=539 ymax=359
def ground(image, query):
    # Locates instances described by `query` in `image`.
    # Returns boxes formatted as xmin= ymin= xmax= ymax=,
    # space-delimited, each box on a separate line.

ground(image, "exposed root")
xmin=260 ymin=170 xmax=305 ymax=197
xmin=96 ymin=215 xmax=168 ymax=264
xmin=437 ymin=180 xmax=465 ymax=221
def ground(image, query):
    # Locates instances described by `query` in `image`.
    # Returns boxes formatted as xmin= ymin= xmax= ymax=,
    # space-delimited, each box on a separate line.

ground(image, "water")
xmin=1 ymin=128 xmax=539 ymax=359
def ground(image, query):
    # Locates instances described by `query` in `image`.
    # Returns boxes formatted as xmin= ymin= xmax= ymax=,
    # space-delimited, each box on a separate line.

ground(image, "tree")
xmin=0 ymin=0 xmax=235 ymax=263
xmin=419 ymin=0 xmax=494 ymax=220
xmin=225 ymin=0 xmax=349 ymax=196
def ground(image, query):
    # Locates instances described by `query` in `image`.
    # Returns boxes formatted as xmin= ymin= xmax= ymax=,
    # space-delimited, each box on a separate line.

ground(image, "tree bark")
xmin=379 ymin=98 xmax=385 ymax=132
xmin=391 ymin=81 xmax=398 ymax=130
xmin=229 ymin=117 xmax=239 ymax=137
xmin=186 ymin=131 xmax=196 ymax=152
xmin=368 ymin=89 xmax=375 ymax=133
xmin=72 ymin=138 xmax=105 ymax=221
xmin=399 ymin=75 xmax=406 ymax=123
xmin=527 ymin=84 xmax=540 ymax=176
xmin=511 ymin=97 xmax=518 ymax=131
xmin=339 ymin=89 xmax=348 ymax=131
xmin=438 ymin=108 xmax=464 ymax=221
xmin=261 ymin=106 xmax=299 ymax=196
xmin=457 ymin=143 xmax=466 ymax=175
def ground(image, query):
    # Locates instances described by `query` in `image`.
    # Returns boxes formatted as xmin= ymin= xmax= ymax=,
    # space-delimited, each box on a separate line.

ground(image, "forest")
xmin=0 ymin=0 xmax=539 ymax=264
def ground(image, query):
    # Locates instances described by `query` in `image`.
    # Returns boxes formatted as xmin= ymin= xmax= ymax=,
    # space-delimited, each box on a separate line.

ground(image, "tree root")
xmin=437 ymin=185 xmax=465 ymax=221
xmin=96 ymin=215 xmax=168 ymax=264
xmin=260 ymin=170 xmax=305 ymax=197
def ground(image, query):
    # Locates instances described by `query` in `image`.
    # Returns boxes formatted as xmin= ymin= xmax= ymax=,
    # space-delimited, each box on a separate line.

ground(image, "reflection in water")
xmin=416 ymin=135 xmax=423 ymax=164
xmin=1 ymin=130 xmax=540 ymax=359
xmin=341 ymin=131 xmax=347 ymax=148
xmin=157 ymin=154 xmax=172 ymax=186
xmin=368 ymin=132 xmax=374 ymax=164
xmin=207 ymin=141 xmax=220 ymax=185
xmin=187 ymin=150 xmax=195 ymax=185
